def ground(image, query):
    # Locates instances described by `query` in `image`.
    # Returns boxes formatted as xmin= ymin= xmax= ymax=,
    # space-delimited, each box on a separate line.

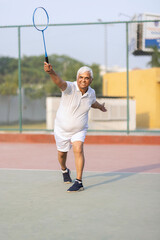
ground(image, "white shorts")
xmin=54 ymin=129 xmax=87 ymax=152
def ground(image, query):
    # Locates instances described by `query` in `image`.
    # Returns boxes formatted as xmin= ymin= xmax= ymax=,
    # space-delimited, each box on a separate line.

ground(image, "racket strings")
xmin=33 ymin=7 xmax=49 ymax=31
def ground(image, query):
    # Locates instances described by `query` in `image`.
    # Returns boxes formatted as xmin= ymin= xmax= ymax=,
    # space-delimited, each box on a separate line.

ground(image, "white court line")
xmin=0 ymin=168 xmax=160 ymax=175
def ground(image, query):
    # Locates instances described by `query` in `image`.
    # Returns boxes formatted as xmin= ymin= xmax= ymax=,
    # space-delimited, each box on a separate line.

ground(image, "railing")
xmin=0 ymin=20 xmax=160 ymax=134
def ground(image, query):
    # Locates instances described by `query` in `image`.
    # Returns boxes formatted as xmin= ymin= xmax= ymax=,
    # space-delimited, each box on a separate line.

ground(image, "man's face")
xmin=77 ymin=71 xmax=92 ymax=92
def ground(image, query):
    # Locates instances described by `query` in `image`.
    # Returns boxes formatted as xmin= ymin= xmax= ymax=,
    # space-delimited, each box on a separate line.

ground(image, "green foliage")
xmin=49 ymin=54 xmax=84 ymax=82
xmin=0 ymin=54 xmax=102 ymax=97
xmin=24 ymin=86 xmax=46 ymax=99
xmin=147 ymin=47 xmax=160 ymax=67
xmin=0 ymin=71 xmax=18 ymax=95
xmin=44 ymin=81 xmax=61 ymax=96
xmin=90 ymin=63 xmax=102 ymax=95
xmin=0 ymin=57 xmax=18 ymax=75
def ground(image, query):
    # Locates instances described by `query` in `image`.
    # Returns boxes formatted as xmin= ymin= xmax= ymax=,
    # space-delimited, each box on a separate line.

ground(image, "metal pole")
xmin=98 ymin=19 xmax=107 ymax=72
xmin=104 ymin=24 xmax=107 ymax=72
xmin=126 ymin=22 xmax=130 ymax=134
xmin=18 ymin=26 xmax=22 ymax=133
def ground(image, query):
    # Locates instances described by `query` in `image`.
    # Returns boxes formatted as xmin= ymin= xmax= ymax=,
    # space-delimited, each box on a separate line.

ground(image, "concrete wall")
xmin=0 ymin=90 xmax=46 ymax=124
xmin=0 ymin=93 xmax=136 ymax=131
xmin=103 ymin=68 xmax=160 ymax=129
xmin=46 ymin=97 xmax=136 ymax=131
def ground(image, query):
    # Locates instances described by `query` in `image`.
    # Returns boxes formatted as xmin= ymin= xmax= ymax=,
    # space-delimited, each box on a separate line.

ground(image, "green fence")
xmin=0 ymin=20 xmax=160 ymax=134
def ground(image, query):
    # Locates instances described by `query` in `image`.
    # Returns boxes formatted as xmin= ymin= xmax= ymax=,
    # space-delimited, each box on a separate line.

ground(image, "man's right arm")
xmin=44 ymin=62 xmax=67 ymax=91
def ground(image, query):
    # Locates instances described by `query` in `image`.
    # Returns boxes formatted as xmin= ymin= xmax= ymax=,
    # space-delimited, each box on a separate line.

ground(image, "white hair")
xmin=76 ymin=66 xmax=93 ymax=79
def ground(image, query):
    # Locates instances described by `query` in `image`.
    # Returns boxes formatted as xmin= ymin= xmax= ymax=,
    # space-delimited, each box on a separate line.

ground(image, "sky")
xmin=0 ymin=0 xmax=160 ymax=69
xmin=0 ymin=0 xmax=160 ymax=25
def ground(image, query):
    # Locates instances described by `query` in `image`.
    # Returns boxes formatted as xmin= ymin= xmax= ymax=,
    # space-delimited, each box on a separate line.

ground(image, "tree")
xmin=0 ymin=54 xmax=103 ymax=97
xmin=0 ymin=57 xmax=18 ymax=75
xmin=0 ymin=71 xmax=18 ymax=95
xmin=147 ymin=46 xmax=160 ymax=67
xmin=90 ymin=63 xmax=102 ymax=95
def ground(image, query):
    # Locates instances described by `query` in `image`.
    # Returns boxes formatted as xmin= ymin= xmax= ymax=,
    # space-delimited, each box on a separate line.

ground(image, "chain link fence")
xmin=0 ymin=19 xmax=160 ymax=134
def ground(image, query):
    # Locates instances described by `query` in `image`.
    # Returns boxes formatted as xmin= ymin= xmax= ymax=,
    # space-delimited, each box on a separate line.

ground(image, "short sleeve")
xmin=62 ymin=81 xmax=72 ymax=95
xmin=91 ymin=89 xmax=96 ymax=105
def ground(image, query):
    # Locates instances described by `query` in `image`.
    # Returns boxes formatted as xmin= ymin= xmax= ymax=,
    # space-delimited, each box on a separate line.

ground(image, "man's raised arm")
xmin=44 ymin=62 xmax=67 ymax=91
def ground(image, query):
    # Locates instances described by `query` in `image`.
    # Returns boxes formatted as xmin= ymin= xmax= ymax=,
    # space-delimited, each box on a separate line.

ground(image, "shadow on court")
xmin=84 ymin=163 xmax=160 ymax=190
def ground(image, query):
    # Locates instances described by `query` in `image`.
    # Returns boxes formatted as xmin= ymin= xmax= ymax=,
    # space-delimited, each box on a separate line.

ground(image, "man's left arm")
xmin=91 ymin=101 xmax=107 ymax=112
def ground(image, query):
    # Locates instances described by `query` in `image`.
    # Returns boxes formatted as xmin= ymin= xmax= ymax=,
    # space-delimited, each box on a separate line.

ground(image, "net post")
xmin=18 ymin=26 xmax=22 ymax=133
xmin=126 ymin=22 xmax=130 ymax=135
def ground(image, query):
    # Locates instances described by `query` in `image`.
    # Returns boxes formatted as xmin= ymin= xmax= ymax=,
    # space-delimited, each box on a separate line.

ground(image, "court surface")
xmin=0 ymin=143 xmax=160 ymax=240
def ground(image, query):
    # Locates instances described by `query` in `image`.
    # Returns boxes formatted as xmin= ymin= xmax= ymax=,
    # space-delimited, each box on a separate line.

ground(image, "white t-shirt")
xmin=54 ymin=81 xmax=96 ymax=135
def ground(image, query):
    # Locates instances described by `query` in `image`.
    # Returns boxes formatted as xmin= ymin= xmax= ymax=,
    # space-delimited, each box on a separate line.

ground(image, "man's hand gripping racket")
xmin=44 ymin=62 xmax=53 ymax=74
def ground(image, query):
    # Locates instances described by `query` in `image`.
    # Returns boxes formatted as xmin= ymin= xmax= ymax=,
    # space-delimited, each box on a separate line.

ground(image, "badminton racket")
xmin=33 ymin=7 xmax=49 ymax=63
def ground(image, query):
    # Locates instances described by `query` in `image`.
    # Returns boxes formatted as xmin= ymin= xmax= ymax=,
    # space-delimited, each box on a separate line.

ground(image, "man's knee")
xmin=73 ymin=141 xmax=84 ymax=154
xmin=58 ymin=151 xmax=67 ymax=158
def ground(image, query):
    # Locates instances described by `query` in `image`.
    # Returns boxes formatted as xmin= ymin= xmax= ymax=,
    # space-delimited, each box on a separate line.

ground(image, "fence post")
xmin=126 ymin=22 xmax=130 ymax=135
xmin=18 ymin=26 xmax=22 ymax=133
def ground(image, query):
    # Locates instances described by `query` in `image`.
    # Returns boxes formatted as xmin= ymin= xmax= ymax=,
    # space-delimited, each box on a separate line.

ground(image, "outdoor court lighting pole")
xmin=118 ymin=13 xmax=132 ymax=20
xmin=18 ymin=26 xmax=22 ymax=133
xmin=98 ymin=19 xmax=107 ymax=72
xmin=119 ymin=13 xmax=132 ymax=134
xmin=118 ymin=14 xmax=131 ymax=134
xmin=104 ymin=24 xmax=107 ymax=72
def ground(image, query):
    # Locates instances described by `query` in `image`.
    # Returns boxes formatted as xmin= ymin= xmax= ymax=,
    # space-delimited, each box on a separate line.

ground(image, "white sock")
xmin=62 ymin=168 xmax=68 ymax=173
xmin=76 ymin=179 xmax=82 ymax=184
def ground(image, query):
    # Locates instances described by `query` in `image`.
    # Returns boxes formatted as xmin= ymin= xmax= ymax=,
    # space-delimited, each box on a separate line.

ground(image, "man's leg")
xmin=58 ymin=151 xmax=67 ymax=170
xmin=72 ymin=141 xmax=85 ymax=180
xmin=67 ymin=141 xmax=84 ymax=192
xmin=58 ymin=150 xmax=72 ymax=183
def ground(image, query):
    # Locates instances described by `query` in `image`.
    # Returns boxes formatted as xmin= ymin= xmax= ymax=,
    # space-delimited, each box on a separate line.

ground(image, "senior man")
xmin=44 ymin=62 xmax=107 ymax=192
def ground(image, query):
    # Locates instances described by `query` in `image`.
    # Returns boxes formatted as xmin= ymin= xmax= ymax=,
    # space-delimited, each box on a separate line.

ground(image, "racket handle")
xmin=45 ymin=56 xmax=49 ymax=63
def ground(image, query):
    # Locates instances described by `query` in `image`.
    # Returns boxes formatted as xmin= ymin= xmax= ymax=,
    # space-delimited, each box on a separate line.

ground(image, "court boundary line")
xmin=0 ymin=168 xmax=160 ymax=175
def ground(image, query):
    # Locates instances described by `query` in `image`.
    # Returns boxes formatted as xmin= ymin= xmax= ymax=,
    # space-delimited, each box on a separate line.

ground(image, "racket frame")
xmin=33 ymin=7 xmax=49 ymax=63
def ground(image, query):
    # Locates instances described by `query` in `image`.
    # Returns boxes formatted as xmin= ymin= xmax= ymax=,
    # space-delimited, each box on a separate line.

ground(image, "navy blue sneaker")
xmin=62 ymin=168 xmax=72 ymax=184
xmin=67 ymin=180 xmax=84 ymax=192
